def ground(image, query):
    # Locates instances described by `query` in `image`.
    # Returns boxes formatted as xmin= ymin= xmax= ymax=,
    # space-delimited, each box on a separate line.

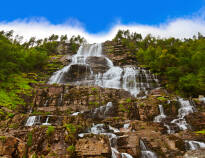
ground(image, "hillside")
xmin=0 ymin=30 xmax=205 ymax=158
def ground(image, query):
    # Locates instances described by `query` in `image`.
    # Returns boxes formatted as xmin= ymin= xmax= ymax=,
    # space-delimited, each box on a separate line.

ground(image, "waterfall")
xmin=48 ymin=43 xmax=158 ymax=97
xmin=171 ymin=98 xmax=195 ymax=130
xmin=154 ymin=105 xmax=166 ymax=123
xmin=44 ymin=99 xmax=48 ymax=107
xmin=78 ymin=102 xmax=134 ymax=158
xmin=122 ymin=67 xmax=139 ymax=96
xmin=48 ymin=43 xmax=102 ymax=84
xmin=199 ymin=97 xmax=205 ymax=103
xmin=92 ymin=102 xmax=114 ymax=119
xmin=185 ymin=140 xmax=205 ymax=150
xmin=42 ymin=116 xmax=51 ymax=126
xmin=25 ymin=116 xmax=36 ymax=126
xmin=140 ymin=139 xmax=157 ymax=158
xmin=123 ymin=123 xmax=130 ymax=129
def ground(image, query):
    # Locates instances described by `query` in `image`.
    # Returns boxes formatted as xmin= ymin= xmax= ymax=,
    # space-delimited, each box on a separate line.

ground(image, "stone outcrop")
xmin=0 ymin=136 xmax=26 ymax=158
xmin=75 ymin=135 xmax=111 ymax=158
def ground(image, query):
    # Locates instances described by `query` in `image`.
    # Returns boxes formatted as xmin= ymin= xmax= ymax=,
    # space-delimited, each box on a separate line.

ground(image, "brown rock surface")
xmin=75 ymin=135 xmax=111 ymax=158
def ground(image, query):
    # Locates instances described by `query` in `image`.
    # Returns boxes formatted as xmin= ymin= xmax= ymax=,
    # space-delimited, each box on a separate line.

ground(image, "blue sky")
xmin=1 ymin=0 xmax=204 ymax=33
xmin=0 ymin=0 xmax=205 ymax=43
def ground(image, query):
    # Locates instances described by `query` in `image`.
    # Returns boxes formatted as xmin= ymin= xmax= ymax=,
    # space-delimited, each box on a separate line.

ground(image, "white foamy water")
xmin=154 ymin=105 xmax=166 ymax=123
xmin=48 ymin=43 xmax=158 ymax=97
xmin=186 ymin=140 xmax=205 ymax=150
xmin=140 ymin=139 xmax=158 ymax=158
xmin=25 ymin=116 xmax=36 ymax=126
xmin=42 ymin=116 xmax=51 ymax=126
xmin=171 ymin=98 xmax=195 ymax=130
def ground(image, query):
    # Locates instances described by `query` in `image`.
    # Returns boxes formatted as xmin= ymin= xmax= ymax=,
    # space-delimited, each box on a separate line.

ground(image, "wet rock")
xmin=86 ymin=56 xmax=110 ymax=73
xmin=183 ymin=149 xmax=205 ymax=158
xmin=63 ymin=64 xmax=92 ymax=82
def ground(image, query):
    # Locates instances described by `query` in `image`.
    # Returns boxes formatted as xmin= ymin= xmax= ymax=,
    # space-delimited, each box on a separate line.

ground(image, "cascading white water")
xmin=48 ymin=43 xmax=158 ymax=97
xmin=77 ymin=102 xmax=133 ymax=158
xmin=25 ymin=116 xmax=36 ymax=126
xmin=154 ymin=105 xmax=166 ymax=123
xmin=199 ymin=97 xmax=205 ymax=103
xmin=140 ymin=139 xmax=157 ymax=158
xmin=185 ymin=140 xmax=205 ymax=150
xmin=92 ymin=102 xmax=114 ymax=119
xmin=48 ymin=44 xmax=102 ymax=84
xmin=122 ymin=67 xmax=139 ymax=96
xmin=42 ymin=116 xmax=51 ymax=126
xmin=171 ymin=98 xmax=195 ymax=130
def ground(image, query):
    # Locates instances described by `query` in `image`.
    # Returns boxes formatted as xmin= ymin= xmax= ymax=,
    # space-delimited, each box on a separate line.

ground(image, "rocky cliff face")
xmin=0 ymin=42 xmax=205 ymax=158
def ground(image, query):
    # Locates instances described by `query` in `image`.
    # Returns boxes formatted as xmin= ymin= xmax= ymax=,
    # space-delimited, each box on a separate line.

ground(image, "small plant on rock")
xmin=67 ymin=145 xmax=75 ymax=156
xmin=46 ymin=126 xmax=55 ymax=136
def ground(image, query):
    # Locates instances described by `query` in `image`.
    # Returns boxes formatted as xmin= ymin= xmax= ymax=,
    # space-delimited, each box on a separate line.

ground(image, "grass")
xmin=0 ymin=73 xmax=36 ymax=110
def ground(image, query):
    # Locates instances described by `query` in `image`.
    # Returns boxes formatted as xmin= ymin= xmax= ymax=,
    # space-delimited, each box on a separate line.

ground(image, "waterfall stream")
xmin=171 ymin=98 xmax=195 ymax=130
xmin=140 ymin=139 xmax=157 ymax=158
xmin=48 ymin=43 xmax=158 ymax=97
xmin=185 ymin=140 xmax=205 ymax=150
xmin=153 ymin=105 xmax=166 ymax=123
xmin=25 ymin=116 xmax=36 ymax=126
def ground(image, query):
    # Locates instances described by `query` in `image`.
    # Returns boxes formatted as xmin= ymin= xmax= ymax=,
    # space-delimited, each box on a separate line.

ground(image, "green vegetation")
xmin=0 ymin=136 xmax=6 ymax=143
xmin=0 ymin=30 xmax=85 ymax=110
xmin=46 ymin=126 xmax=55 ymax=136
xmin=67 ymin=145 xmax=75 ymax=155
xmin=157 ymin=96 xmax=167 ymax=101
xmin=194 ymin=130 xmax=205 ymax=134
xmin=27 ymin=132 xmax=33 ymax=147
xmin=113 ymin=30 xmax=205 ymax=97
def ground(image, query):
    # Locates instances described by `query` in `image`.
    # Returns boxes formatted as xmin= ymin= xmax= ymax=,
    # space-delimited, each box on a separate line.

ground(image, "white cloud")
xmin=1 ymin=16 xmax=205 ymax=43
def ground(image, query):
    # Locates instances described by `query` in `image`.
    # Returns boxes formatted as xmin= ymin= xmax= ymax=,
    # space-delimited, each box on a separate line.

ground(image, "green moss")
xmin=9 ymin=123 xmax=19 ymax=129
xmin=157 ymin=96 xmax=167 ymax=101
xmin=119 ymin=104 xmax=128 ymax=112
xmin=67 ymin=145 xmax=75 ymax=155
xmin=0 ymin=74 xmax=36 ymax=110
xmin=65 ymin=124 xmax=77 ymax=134
xmin=0 ymin=136 xmax=6 ymax=143
xmin=126 ymin=98 xmax=132 ymax=103
xmin=46 ymin=126 xmax=55 ymax=136
xmin=194 ymin=130 xmax=205 ymax=134
xmin=27 ymin=132 xmax=33 ymax=147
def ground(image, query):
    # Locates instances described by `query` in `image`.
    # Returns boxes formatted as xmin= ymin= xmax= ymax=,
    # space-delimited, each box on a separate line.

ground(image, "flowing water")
xmin=185 ymin=140 xmax=205 ymax=150
xmin=42 ymin=116 xmax=51 ymax=126
xmin=25 ymin=116 xmax=36 ymax=126
xmin=140 ymin=139 xmax=157 ymax=158
xmin=48 ymin=43 xmax=158 ymax=97
xmin=154 ymin=105 xmax=166 ymax=123
xmin=171 ymin=98 xmax=195 ymax=130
